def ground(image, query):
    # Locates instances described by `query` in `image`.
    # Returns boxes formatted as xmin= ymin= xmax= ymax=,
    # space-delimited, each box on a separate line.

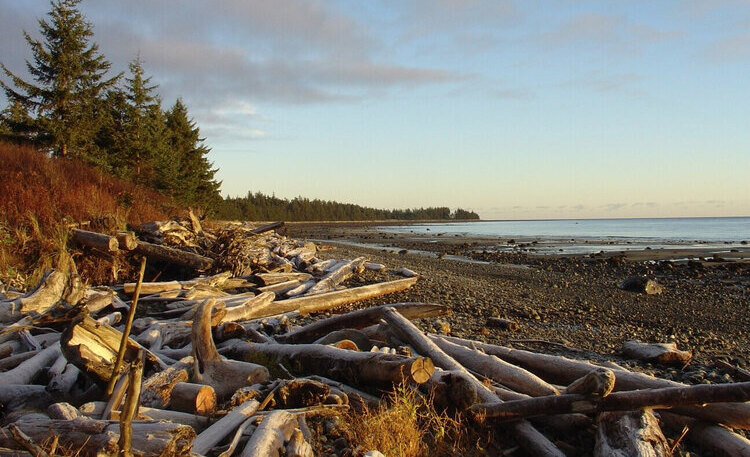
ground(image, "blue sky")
xmin=2 ymin=0 xmax=749 ymax=219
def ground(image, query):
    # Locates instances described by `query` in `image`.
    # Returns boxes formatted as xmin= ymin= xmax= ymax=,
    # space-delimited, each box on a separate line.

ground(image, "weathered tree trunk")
xmin=0 ymin=351 xmax=39 ymax=372
xmin=191 ymin=300 xmax=269 ymax=400
xmin=192 ymin=400 xmax=260 ymax=456
xmin=169 ymin=382 xmax=217 ymax=416
xmin=564 ymin=368 xmax=616 ymax=397
xmin=622 ymin=340 xmax=692 ymax=366
xmin=0 ymin=343 xmax=60 ymax=385
xmin=224 ymin=340 xmax=434 ymax=388
xmin=472 ymin=381 xmax=750 ymax=420
xmin=133 ymin=241 xmax=213 ymax=271
xmin=140 ymin=357 xmax=192 ymax=409
xmin=239 ymin=410 xmax=296 ymax=457
xmin=277 ymin=303 xmax=448 ymax=344
xmin=485 ymin=317 xmax=519 ymax=331
xmin=79 ymin=402 xmax=211 ymax=433
xmin=71 ymin=229 xmax=119 ymax=252
xmin=285 ymin=428 xmax=314 ymax=457
xmin=430 ymin=336 xmax=559 ymax=397
xmin=305 ymin=257 xmax=366 ymax=296
xmin=0 ymin=416 xmax=195 ymax=457
xmin=442 ymin=335 xmax=750 ymax=429
xmin=0 ymin=385 xmax=54 ymax=411
xmin=255 ymin=273 xmax=312 ymax=286
xmin=594 ymin=410 xmax=671 ymax=457
xmin=660 ymin=412 xmax=750 ymax=457
xmin=0 ymin=270 xmax=68 ymax=322
xmin=221 ymin=292 xmax=276 ymax=323
xmin=250 ymin=221 xmax=285 ymax=235
xmin=381 ymin=308 xmax=565 ymax=457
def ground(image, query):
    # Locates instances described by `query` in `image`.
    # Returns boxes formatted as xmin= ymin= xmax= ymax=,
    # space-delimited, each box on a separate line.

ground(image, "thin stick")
xmin=106 ymin=257 xmax=146 ymax=395
xmin=102 ymin=369 xmax=130 ymax=419
xmin=8 ymin=423 xmax=51 ymax=457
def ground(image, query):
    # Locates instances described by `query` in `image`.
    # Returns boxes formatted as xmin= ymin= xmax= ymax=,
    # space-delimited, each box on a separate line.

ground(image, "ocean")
xmin=379 ymin=217 xmax=750 ymax=243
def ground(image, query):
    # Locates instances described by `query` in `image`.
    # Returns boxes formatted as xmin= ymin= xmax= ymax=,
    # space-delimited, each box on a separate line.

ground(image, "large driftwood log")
xmin=305 ymin=257 xmax=366 ymax=296
xmin=380 ymin=308 xmax=565 ymax=457
xmin=594 ymin=410 xmax=670 ymax=457
xmin=472 ymin=381 xmax=750 ymax=420
xmin=169 ymin=382 xmax=217 ymax=416
xmin=286 ymin=428 xmax=314 ymax=457
xmin=277 ymin=303 xmax=448 ymax=344
xmin=224 ymin=340 xmax=434 ymax=388
xmin=0 ymin=416 xmax=195 ymax=457
xmin=442 ymin=335 xmax=750 ymax=429
xmin=239 ymin=410 xmax=296 ymax=457
xmin=140 ymin=357 xmax=192 ymax=409
xmin=0 ymin=343 xmax=61 ymax=385
xmin=60 ymin=315 xmax=163 ymax=384
xmin=431 ymin=336 xmax=559 ymax=397
xmin=191 ymin=300 xmax=269 ymax=400
xmin=71 ymin=229 xmax=119 ymax=252
xmin=0 ymin=270 xmax=68 ymax=322
xmin=0 ymin=385 xmax=55 ymax=411
xmin=133 ymin=241 xmax=214 ymax=271
xmin=622 ymin=340 xmax=692 ymax=366
xmin=221 ymin=292 xmax=276 ymax=323
xmin=79 ymin=401 xmax=211 ymax=432
xmin=192 ymin=400 xmax=261 ymax=455
xmin=255 ymin=273 xmax=312 ymax=286
xmin=250 ymin=221 xmax=285 ymax=235
xmin=660 ymin=412 xmax=750 ymax=457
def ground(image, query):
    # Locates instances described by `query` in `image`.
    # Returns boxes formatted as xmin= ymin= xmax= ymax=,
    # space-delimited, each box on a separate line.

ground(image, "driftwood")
xmin=71 ymin=229 xmax=119 ymax=252
xmin=250 ymin=221 xmax=285 ymax=235
xmin=380 ymin=308 xmax=565 ymax=457
xmin=225 ymin=340 xmax=434 ymax=388
xmin=0 ymin=344 xmax=61 ymax=385
xmin=473 ymin=381 xmax=750 ymax=420
xmin=0 ymin=416 xmax=195 ymax=457
xmin=286 ymin=428 xmax=314 ymax=457
xmin=192 ymin=400 xmax=261 ymax=455
xmin=0 ymin=385 xmax=54 ymax=411
xmin=0 ymin=352 xmax=39 ymax=372
xmin=661 ymin=411 xmax=750 ymax=457
xmin=221 ymin=292 xmax=276 ymax=323
xmin=622 ymin=340 xmax=692 ymax=366
xmin=169 ymin=382 xmax=217 ymax=415
xmin=134 ymin=241 xmax=214 ymax=271
xmin=564 ymin=368 xmax=616 ymax=397
xmin=240 ymin=410 xmax=297 ymax=457
xmin=0 ymin=270 xmax=68 ymax=323
xmin=191 ymin=300 xmax=269 ymax=400
xmin=118 ymin=355 xmax=144 ymax=457
xmin=79 ymin=402 xmax=211 ymax=432
xmin=485 ymin=317 xmax=519 ymax=331
xmin=7 ymin=424 xmax=50 ymax=457
xmin=442 ymin=335 xmax=750 ymax=429
xmin=255 ymin=273 xmax=312 ymax=286
xmin=594 ymin=410 xmax=670 ymax=457
xmin=305 ymin=257 xmax=366 ymax=296
xmin=116 ymin=232 xmax=138 ymax=251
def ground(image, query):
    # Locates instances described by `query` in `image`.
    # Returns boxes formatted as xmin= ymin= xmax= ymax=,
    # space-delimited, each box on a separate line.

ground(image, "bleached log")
xmin=364 ymin=262 xmax=385 ymax=272
xmin=124 ymin=281 xmax=181 ymax=296
xmin=255 ymin=273 xmax=312 ymax=286
xmin=284 ymin=280 xmax=315 ymax=297
xmin=48 ymin=402 xmax=81 ymax=420
xmin=71 ymin=228 xmax=119 ymax=252
xmin=285 ymin=428 xmax=314 ymax=457
xmin=48 ymin=362 xmax=80 ymax=394
xmin=191 ymin=300 xmax=269 ymax=400
xmin=239 ymin=410 xmax=296 ymax=457
xmin=133 ymin=241 xmax=214 ymax=271
xmin=192 ymin=400 xmax=261 ymax=455
xmin=594 ymin=410 xmax=670 ymax=457
xmin=564 ymin=368 xmax=615 ymax=396
xmin=0 ymin=270 xmax=68 ymax=322
xmin=224 ymin=340 xmax=434 ymax=388
xmin=396 ymin=267 xmax=419 ymax=278
xmin=277 ymin=302 xmax=448 ymax=344
xmin=79 ymin=401 xmax=211 ymax=432
xmin=0 ymin=343 xmax=60 ymax=385
xmin=305 ymin=257 xmax=366 ymax=296
xmin=81 ymin=287 xmax=116 ymax=314
xmin=221 ymin=292 xmax=276 ymax=323
xmin=258 ymin=279 xmax=307 ymax=296
xmin=442 ymin=335 xmax=750 ymax=429
xmin=622 ymin=340 xmax=692 ymax=366
xmin=382 ymin=308 xmax=564 ymax=457
xmin=0 ymin=385 xmax=54 ymax=411
xmin=0 ymin=351 xmax=39 ymax=371
xmin=485 ymin=317 xmax=519 ymax=331
xmin=430 ymin=336 xmax=559 ymax=397
xmin=250 ymin=221 xmax=284 ymax=235
xmin=661 ymin=411 xmax=750 ymax=457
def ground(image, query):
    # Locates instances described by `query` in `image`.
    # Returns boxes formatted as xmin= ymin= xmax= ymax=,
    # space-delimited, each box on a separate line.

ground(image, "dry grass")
xmin=0 ymin=142 xmax=175 ymax=287
xmin=344 ymin=385 xmax=491 ymax=457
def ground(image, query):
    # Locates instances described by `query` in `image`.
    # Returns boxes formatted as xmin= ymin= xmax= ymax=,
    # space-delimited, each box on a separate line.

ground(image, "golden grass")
xmin=344 ymin=385 xmax=490 ymax=457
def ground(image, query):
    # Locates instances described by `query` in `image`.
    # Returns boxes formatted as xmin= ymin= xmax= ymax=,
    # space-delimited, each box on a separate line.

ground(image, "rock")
xmin=618 ymin=276 xmax=663 ymax=295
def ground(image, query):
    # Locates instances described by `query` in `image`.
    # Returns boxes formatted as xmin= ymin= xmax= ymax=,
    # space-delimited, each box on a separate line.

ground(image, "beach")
xmin=288 ymin=221 xmax=750 ymax=383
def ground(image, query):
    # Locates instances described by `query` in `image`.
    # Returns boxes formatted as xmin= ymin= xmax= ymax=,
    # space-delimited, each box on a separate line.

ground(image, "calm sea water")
xmin=380 ymin=217 xmax=750 ymax=242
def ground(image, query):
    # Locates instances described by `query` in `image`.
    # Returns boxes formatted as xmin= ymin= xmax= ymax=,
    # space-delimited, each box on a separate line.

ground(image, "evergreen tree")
xmin=163 ymin=99 xmax=221 ymax=209
xmin=0 ymin=0 xmax=118 ymax=160
xmin=0 ymin=101 xmax=36 ymax=145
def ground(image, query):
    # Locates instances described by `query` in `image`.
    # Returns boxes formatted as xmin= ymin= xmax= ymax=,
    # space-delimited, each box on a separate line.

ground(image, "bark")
xmin=239 ymin=410 xmax=296 ymax=457
xmin=140 ymin=357 xmax=192 ymax=409
xmin=472 ymin=381 xmax=750 ymax=420
xmin=118 ymin=355 xmax=144 ymax=457
xmin=71 ymin=229 xmax=119 ymax=252
xmin=192 ymin=400 xmax=261 ymax=456
xmin=441 ymin=335 xmax=750 ymax=429
xmin=191 ymin=300 xmax=269 ymax=400
xmin=381 ymin=308 xmax=565 ymax=457
xmin=622 ymin=340 xmax=692 ymax=366
xmin=133 ymin=241 xmax=213 ymax=271
xmin=224 ymin=340 xmax=434 ymax=388
xmin=485 ymin=317 xmax=519 ymax=331
xmin=594 ymin=410 xmax=670 ymax=457
xmin=277 ymin=303 xmax=449 ymax=344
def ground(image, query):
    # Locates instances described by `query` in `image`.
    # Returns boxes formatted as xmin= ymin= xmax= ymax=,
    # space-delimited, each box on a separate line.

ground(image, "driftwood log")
xmin=134 ymin=241 xmax=214 ymax=271
xmin=0 ymin=270 xmax=69 ymax=323
xmin=594 ymin=410 xmax=670 ymax=457
xmin=622 ymin=340 xmax=692 ymax=366
xmin=239 ymin=410 xmax=296 ymax=457
xmin=192 ymin=400 xmax=261 ymax=455
xmin=71 ymin=229 xmax=119 ymax=252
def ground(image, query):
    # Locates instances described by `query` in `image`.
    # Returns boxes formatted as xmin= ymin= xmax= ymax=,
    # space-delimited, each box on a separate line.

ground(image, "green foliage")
xmin=217 ymin=192 xmax=479 ymax=221
xmin=0 ymin=0 xmax=119 ymax=159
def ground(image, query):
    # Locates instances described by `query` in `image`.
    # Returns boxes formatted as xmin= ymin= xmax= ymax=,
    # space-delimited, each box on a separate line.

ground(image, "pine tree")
xmin=0 ymin=0 xmax=118 ymax=160
xmin=163 ymin=99 xmax=221 ymax=209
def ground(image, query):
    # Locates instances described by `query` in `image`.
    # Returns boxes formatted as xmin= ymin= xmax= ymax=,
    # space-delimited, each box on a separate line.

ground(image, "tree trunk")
xmin=221 ymin=292 xmax=276 ymax=323
xmin=71 ymin=229 xmax=119 ymax=252
xmin=0 ymin=270 xmax=68 ymax=323
xmin=169 ymin=382 xmax=217 ymax=416
xmin=305 ymin=257 xmax=366 ymax=296
xmin=133 ymin=241 xmax=213 ymax=271
xmin=0 ymin=343 xmax=60 ymax=385
xmin=277 ymin=303 xmax=448 ymax=344
xmin=192 ymin=400 xmax=260 ymax=456
xmin=249 ymin=221 xmax=285 ymax=235
xmin=239 ymin=410 xmax=296 ymax=457
xmin=381 ymin=308 xmax=565 ymax=457
xmin=441 ymin=335 xmax=750 ymax=429
xmin=594 ymin=410 xmax=671 ymax=457
xmin=285 ymin=428 xmax=314 ymax=457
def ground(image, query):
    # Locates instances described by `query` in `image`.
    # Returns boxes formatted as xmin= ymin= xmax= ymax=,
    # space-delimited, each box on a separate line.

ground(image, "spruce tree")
xmin=163 ymin=99 xmax=221 ymax=209
xmin=0 ymin=0 xmax=118 ymax=160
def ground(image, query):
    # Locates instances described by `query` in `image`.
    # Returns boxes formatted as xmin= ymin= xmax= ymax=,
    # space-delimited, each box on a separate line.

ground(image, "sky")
xmin=1 ymin=0 xmax=749 ymax=220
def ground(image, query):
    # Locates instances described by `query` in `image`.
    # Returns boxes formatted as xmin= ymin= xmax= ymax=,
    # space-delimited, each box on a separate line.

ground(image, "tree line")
xmin=217 ymin=192 xmax=479 ymax=222
xmin=0 ymin=0 xmax=221 ymax=209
